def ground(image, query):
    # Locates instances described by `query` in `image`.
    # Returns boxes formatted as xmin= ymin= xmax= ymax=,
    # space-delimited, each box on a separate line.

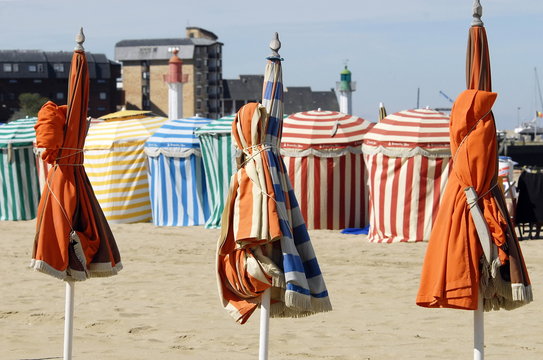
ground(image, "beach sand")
xmin=1 ymin=220 xmax=541 ymax=360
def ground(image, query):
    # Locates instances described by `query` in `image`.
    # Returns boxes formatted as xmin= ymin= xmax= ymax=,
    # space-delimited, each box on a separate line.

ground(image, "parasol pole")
xmin=259 ymin=32 xmax=282 ymax=360
xmin=63 ymin=28 xmax=85 ymax=360
xmin=63 ymin=280 xmax=75 ymax=360
xmin=259 ymin=288 xmax=271 ymax=360
xmin=474 ymin=291 xmax=484 ymax=360
xmin=470 ymin=2 xmax=485 ymax=359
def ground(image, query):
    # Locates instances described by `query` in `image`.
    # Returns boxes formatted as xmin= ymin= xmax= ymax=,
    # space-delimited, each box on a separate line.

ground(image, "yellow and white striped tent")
xmin=84 ymin=111 xmax=168 ymax=223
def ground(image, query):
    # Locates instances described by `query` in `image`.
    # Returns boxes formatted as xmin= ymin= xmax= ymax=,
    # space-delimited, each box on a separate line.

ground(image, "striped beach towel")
xmin=217 ymin=58 xmax=331 ymax=324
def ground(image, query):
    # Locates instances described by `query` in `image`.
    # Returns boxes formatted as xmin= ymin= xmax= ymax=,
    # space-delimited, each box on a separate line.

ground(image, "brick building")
xmin=0 ymin=50 xmax=121 ymax=121
xmin=115 ymin=27 xmax=223 ymax=119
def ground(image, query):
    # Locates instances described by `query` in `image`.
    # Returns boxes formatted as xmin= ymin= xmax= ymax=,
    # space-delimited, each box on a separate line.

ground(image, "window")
xmin=37 ymin=64 xmax=44 ymax=72
xmin=196 ymin=86 xmax=202 ymax=96
xmin=3 ymin=63 xmax=12 ymax=72
xmin=12 ymin=64 xmax=18 ymax=72
xmin=53 ymin=63 xmax=64 ymax=72
xmin=196 ymin=100 xmax=202 ymax=110
xmin=99 ymin=92 xmax=107 ymax=100
xmin=28 ymin=64 xmax=37 ymax=72
xmin=56 ymin=92 xmax=64 ymax=100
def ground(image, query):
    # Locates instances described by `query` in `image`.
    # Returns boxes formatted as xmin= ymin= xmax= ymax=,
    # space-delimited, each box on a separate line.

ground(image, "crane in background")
xmin=439 ymin=91 xmax=454 ymax=104
xmin=435 ymin=90 xmax=454 ymax=113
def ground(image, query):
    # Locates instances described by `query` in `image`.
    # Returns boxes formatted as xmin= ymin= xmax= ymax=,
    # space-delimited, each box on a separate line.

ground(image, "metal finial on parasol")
xmin=75 ymin=27 xmax=85 ymax=51
xmin=471 ymin=0 xmax=484 ymax=27
xmin=268 ymin=32 xmax=282 ymax=60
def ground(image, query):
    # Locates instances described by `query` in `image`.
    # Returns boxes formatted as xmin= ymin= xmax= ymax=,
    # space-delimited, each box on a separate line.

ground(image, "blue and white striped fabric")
xmin=262 ymin=58 xmax=332 ymax=317
xmin=144 ymin=117 xmax=212 ymax=226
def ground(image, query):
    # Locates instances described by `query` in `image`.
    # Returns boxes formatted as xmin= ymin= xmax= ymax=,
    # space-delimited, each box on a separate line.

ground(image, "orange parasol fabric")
xmin=30 ymin=36 xmax=122 ymax=281
xmin=417 ymin=9 xmax=532 ymax=311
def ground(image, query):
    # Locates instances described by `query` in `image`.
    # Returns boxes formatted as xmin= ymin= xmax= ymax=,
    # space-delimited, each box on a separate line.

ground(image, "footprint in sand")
xmin=128 ymin=325 xmax=154 ymax=334
xmin=0 ymin=311 xmax=18 ymax=318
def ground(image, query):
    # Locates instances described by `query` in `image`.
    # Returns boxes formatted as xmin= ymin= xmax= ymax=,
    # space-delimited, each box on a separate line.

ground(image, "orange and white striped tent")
xmin=281 ymin=110 xmax=374 ymax=229
xmin=362 ymin=109 xmax=451 ymax=243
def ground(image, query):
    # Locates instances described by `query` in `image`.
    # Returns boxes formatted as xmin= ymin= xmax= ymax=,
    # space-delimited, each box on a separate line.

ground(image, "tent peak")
xmin=75 ymin=27 xmax=85 ymax=51
xmin=471 ymin=0 xmax=484 ymax=27
xmin=267 ymin=32 xmax=282 ymax=60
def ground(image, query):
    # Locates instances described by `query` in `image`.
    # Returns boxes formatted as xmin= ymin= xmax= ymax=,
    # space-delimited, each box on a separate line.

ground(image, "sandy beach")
xmin=1 ymin=220 xmax=541 ymax=360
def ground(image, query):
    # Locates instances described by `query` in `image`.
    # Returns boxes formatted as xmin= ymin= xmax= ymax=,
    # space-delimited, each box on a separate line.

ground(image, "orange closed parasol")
xmin=417 ymin=1 xmax=532 ymax=358
xmin=30 ymin=29 xmax=121 ymax=360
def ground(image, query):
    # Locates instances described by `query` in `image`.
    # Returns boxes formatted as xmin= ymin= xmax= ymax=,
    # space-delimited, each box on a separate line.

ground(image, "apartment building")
xmin=0 ymin=50 xmax=121 ymax=121
xmin=115 ymin=27 xmax=223 ymax=119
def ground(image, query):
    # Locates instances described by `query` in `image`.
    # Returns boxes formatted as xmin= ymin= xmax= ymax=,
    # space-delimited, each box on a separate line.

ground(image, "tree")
xmin=8 ymin=93 xmax=49 ymax=122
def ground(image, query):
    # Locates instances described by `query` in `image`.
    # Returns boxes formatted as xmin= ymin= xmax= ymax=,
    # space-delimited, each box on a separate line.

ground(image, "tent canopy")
xmin=99 ymin=110 xmax=153 ymax=121
xmin=145 ymin=116 xmax=211 ymax=157
xmin=195 ymin=114 xmax=235 ymax=136
xmin=281 ymin=110 xmax=373 ymax=155
xmin=0 ymin=118 xmax=37 ymax=148
xmin=85 ymin=114 xmax=166 ymax=149
xmin=362 ymin=109 xmax=450 ymax=157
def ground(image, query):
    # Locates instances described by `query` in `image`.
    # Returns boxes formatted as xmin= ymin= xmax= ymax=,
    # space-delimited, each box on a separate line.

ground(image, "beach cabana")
xmin=362 ymin=108 xmax=451 ymax=243
xmin=280 ymin=110 xmax=373 ymax=229
xmin=144 ymin=116 xmax=212 ymax=226
xmin=84 ymin=110 xmax=168 ymax=223
xmin=0 ymin=117 xmax=40 ymax=220
xmin=194 ymin=114 xmax=236 ymax=228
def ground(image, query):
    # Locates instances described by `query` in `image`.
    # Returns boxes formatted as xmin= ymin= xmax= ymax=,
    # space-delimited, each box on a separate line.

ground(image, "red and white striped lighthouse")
xmin=164 ymin=48 xmax=188 ymax=119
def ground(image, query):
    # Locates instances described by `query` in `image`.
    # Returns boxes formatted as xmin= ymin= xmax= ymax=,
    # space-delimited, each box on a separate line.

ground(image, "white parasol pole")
xmin=259 ymin=288 xmax=271 ymax=360
xmin=474 ymin=291 xmax=484 ymax=360
xmin=63 ymin=280 xmax=75 ymax=360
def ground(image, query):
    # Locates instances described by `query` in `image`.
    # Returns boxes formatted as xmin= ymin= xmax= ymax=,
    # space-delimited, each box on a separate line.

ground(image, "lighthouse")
xmin=336 ymin=65 xmax=356 ymax=115
xmin=164 ymin=48 xmax=187 ymax=119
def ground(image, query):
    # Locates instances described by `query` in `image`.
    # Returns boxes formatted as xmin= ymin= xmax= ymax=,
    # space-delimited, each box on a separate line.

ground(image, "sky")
xmin=2 ymin=0 xmax=543 ymax=130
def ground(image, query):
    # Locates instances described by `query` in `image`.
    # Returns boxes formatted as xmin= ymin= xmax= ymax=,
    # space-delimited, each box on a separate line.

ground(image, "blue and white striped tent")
xmin=144 ymin=116 xmax=212 ymax=226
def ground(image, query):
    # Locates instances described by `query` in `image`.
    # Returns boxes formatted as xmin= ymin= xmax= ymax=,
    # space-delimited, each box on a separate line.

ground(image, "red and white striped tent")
xmin=281 ymin=110 xmax=374 ymax=229
xmin=362 ymin=108 xmax=451 ymax=243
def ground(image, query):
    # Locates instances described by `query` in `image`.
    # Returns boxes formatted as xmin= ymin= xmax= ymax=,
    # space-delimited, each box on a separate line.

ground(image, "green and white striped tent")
xmin=0 ymin=117 xmax=41 ymax=220
xmin=195 ymin=114 xmax=236 ymax=228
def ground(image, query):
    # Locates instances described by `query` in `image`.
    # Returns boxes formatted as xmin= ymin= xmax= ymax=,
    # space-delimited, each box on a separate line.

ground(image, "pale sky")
xmin=2 ymin=0 xmax=543 ymax=130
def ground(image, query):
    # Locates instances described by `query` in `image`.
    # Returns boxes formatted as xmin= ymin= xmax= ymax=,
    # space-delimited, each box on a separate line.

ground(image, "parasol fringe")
xmin=66 ymin=269 xmax=87 ymax=281
xmin=29 ymin=259 xmax=69 ymax=280
xmin=89 ymin=262 xmax=123 ymax=277
xmin=284 ymin=290 xmax=312 ymax=310
xmin=480 ymin=257 xmax=533 ymax=311
xmin=512 ymin=283 xmax=533 ymax=303
xmin=270 ymin=297 xmax=332 ymax=319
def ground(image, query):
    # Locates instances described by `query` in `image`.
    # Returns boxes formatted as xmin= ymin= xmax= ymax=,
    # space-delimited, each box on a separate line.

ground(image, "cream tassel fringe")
xmin=480 ymin=256 xmax=533 ymax=311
